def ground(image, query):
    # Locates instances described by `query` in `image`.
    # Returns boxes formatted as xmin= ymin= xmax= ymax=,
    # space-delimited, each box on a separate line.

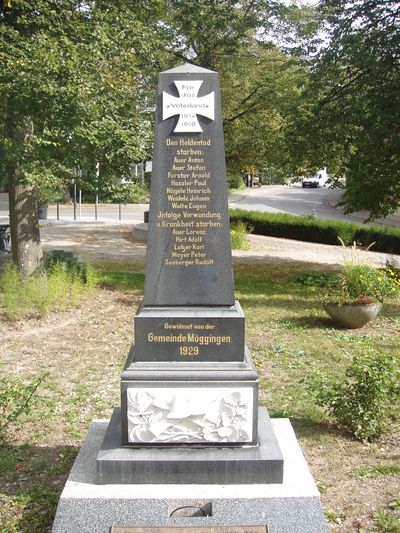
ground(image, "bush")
xmin=0 ymin=263 xmax=47 ymax=318
xmin=229 ymin=209 xmax=400 ymax=254
xmin=83 ymin=181 xmax=150 ymax=204
xmin=337 ymin=263 xmax=400 ymax=303
xmin=44 ymin=250 xmax=96 ymax=287
xmin=230 ymin=221 xmax=251 ymax=250
xmin=295 ymin=272 xmax=340 ymax=288
xmin=227 ymin=172 xmax=245 ymax=191
xmin=36 ymin=183 xmax=64 ymax=205
xmin=305 ymin=352 xmax=399 ymax=442
xmin=118 ymin=182 xmax=149 ymax=204
xmin=386 ymin=257 xmax=400 ymax=285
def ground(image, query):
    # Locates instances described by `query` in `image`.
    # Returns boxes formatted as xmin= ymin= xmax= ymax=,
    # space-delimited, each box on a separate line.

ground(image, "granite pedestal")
xmin=121 ymin=345 xmax=259 ymax=446
xmin=97 ymin=408 xmax=283 ymax=484
xmin=52 ymin=417 xmax=327 ymax=533
xmin=132 ymin=223 xmax=148 ymax=243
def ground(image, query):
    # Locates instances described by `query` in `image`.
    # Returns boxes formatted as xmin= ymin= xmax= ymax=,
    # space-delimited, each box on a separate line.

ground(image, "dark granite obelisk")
xmin=143 ymin=65 xmax=234 ymax=307
xmin=97 ymin=64 xmax=283 ymax=484
xmin=134 ymin=65 xmax=247 ymax=365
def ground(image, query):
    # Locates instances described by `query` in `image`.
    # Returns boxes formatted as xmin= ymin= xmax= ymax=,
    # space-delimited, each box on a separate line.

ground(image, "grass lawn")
xmin=1 ymin=262 xmax=399 ymax=532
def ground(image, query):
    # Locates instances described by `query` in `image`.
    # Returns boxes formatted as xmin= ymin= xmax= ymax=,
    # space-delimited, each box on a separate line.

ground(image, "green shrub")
xmin=119 ymin=182 xmax=150 ymax=204
xmin=87 ymin=181 xmax=150 ymax=204
xmin=227 ymin=172 xmax=245 ymax=191
xmin=354 ymin=225 xmax=400 ymax=255
xmin=229 ymin=209 xmax=400 ymax=254
xmin=304 ymin=352 xmax=399 ymax=442
xmin=0 ymin=373 xmax=47 ymax=441
xmin=0 ymin=263 xmax=46 ymax=318
xmin=294 ymin=272 xmax=340 ymax=288
xmin=230 ymin=221 xmax=251 ymax=250
xmin=318 ymin=262 xmax=400 ymax=305
xmin=372 ymin=506 xmax=400 ymax=533
xmin=44 ymin=250 xmax=96 ymax=287
xmin=386 ymin=258 xmax=400 ymax=285
xmin=36 ymin=183 xmax=64 ymax=205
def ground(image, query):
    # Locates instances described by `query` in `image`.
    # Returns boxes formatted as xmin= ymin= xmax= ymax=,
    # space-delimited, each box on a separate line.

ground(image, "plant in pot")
xmin=322 ymin=262 xmax=400 ymax=328
xmin=36 ymin=184 xmax=63 ymax=220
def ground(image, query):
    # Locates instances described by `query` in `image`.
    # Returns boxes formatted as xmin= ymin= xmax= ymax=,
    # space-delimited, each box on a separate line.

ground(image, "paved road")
xmin=0 ymin=194 xmax=148 ymax=224
xmin=45 ymin=202 xmax=148 ymax=223
xmin=229 ymin=185 xmax=400 ymax=227
xmin=1 ymin=187 xmax=398 ymax=270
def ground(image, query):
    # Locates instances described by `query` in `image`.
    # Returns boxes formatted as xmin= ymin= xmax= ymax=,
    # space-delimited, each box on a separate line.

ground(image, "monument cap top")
xmin=163 ymin=63 xmax=216 ymax=75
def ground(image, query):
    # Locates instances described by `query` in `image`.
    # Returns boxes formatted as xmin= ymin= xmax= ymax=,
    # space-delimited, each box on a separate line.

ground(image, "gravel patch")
xmin=40 ymin=223 xmax=398 ymax=268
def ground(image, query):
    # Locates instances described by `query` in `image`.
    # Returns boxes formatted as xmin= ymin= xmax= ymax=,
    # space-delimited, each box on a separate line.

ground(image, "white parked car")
xmin=302 ymin=172 xmax=328 ymax=188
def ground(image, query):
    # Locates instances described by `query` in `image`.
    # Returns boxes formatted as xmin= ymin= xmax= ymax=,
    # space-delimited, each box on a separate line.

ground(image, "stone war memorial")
xmin=52 ymin=64 xmax=327 ymax=532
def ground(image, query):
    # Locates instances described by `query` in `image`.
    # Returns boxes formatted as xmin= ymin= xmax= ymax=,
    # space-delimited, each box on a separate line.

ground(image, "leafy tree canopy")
xmin=0 ymin=0 xmax=163 ymax=193
xmin=160 ymin=0 xmax=314 ymax=182
xmin=295 ymin=0 xmax=400 ymax=219
xmin=0 ymin=0 xmax=164 ymax=274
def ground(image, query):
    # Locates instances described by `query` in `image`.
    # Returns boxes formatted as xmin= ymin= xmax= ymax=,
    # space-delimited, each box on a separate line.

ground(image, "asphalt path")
xmin=229 ymin=185 xmax=400 ymax=227
xmin=1 ymin=189 xmax=398 ymax=271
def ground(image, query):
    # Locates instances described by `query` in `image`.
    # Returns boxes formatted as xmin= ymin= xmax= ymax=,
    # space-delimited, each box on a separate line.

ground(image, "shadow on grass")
xmin=0 ymin=443 xmax=78 ymax=532
xmin=276 ymin=306 xmax=400 ymax=331
xmin=290 ymin=417 xmax=344 ymax=441
xmin=276 ymin=314 xmax=338 ymax=330
xmin=237 ymin=292 xmax=320 ymax=314
xmin=268 ymin=411 xmax=343 ymax=442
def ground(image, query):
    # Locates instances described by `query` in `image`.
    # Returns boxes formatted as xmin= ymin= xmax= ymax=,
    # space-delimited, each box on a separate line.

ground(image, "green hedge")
xmin=229 ymin=209 xmax=400 ymax=255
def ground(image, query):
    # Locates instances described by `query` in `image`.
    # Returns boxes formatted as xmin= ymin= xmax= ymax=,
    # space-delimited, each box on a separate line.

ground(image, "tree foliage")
xmin=163 ymin=0 xmax=276 ymax=70
xmin=0 ymin=0 xmax=162 ymax=273
xmin=297 ymin=0 xmax=400 ymax=219
xmin=162 ymin=1 xmax=312 ymax=182
xmin=221 ymin=42 xmax=307 ymax=181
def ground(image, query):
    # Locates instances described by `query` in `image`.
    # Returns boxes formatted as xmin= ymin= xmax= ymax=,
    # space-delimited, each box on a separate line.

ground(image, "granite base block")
xmin=122 ymin=344 xmax=258 ymax=382
xmin=132 ymin=223 xmax=148 ymax=242
xmin=97 ymin=407 xmax=282 ymax=484
xmin=52 ymin=417 xmax=327 ymax=533
xmin=133 ymin=301 xmax=245 ymax=363
xmin=120 ymin=346 xmax=259 ymax=446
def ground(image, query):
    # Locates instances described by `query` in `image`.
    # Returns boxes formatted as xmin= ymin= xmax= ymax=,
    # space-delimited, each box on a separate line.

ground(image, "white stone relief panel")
xmin=127 ymin=387 xmax=253 ymax=444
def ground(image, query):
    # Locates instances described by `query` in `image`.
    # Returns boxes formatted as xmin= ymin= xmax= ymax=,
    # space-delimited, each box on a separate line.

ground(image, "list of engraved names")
xmin=156 ymin=137 xmax=222 ymax=267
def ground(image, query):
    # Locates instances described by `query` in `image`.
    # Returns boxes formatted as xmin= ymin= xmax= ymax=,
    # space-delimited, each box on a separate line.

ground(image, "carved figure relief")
xmin=127 ymin=387 xmax=253 ymax=443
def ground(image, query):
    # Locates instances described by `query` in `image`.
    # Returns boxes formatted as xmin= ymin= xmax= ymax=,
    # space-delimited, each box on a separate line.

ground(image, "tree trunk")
xmin=8 ymin=118 xmax=44 ymax=277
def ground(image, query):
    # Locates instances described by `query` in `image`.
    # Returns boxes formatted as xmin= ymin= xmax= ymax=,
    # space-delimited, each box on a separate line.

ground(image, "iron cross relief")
xmin=163 ymin=80 xmax=215 ymax=133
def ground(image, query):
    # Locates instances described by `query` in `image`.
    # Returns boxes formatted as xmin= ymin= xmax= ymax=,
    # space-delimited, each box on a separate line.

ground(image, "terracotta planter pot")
xmin=324 ymin=302 xmax=382 ymax=329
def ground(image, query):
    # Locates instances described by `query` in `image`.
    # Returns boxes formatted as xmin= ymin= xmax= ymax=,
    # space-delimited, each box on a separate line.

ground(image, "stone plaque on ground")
xmin=110 ymin=526 xmax=268 ymax=533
